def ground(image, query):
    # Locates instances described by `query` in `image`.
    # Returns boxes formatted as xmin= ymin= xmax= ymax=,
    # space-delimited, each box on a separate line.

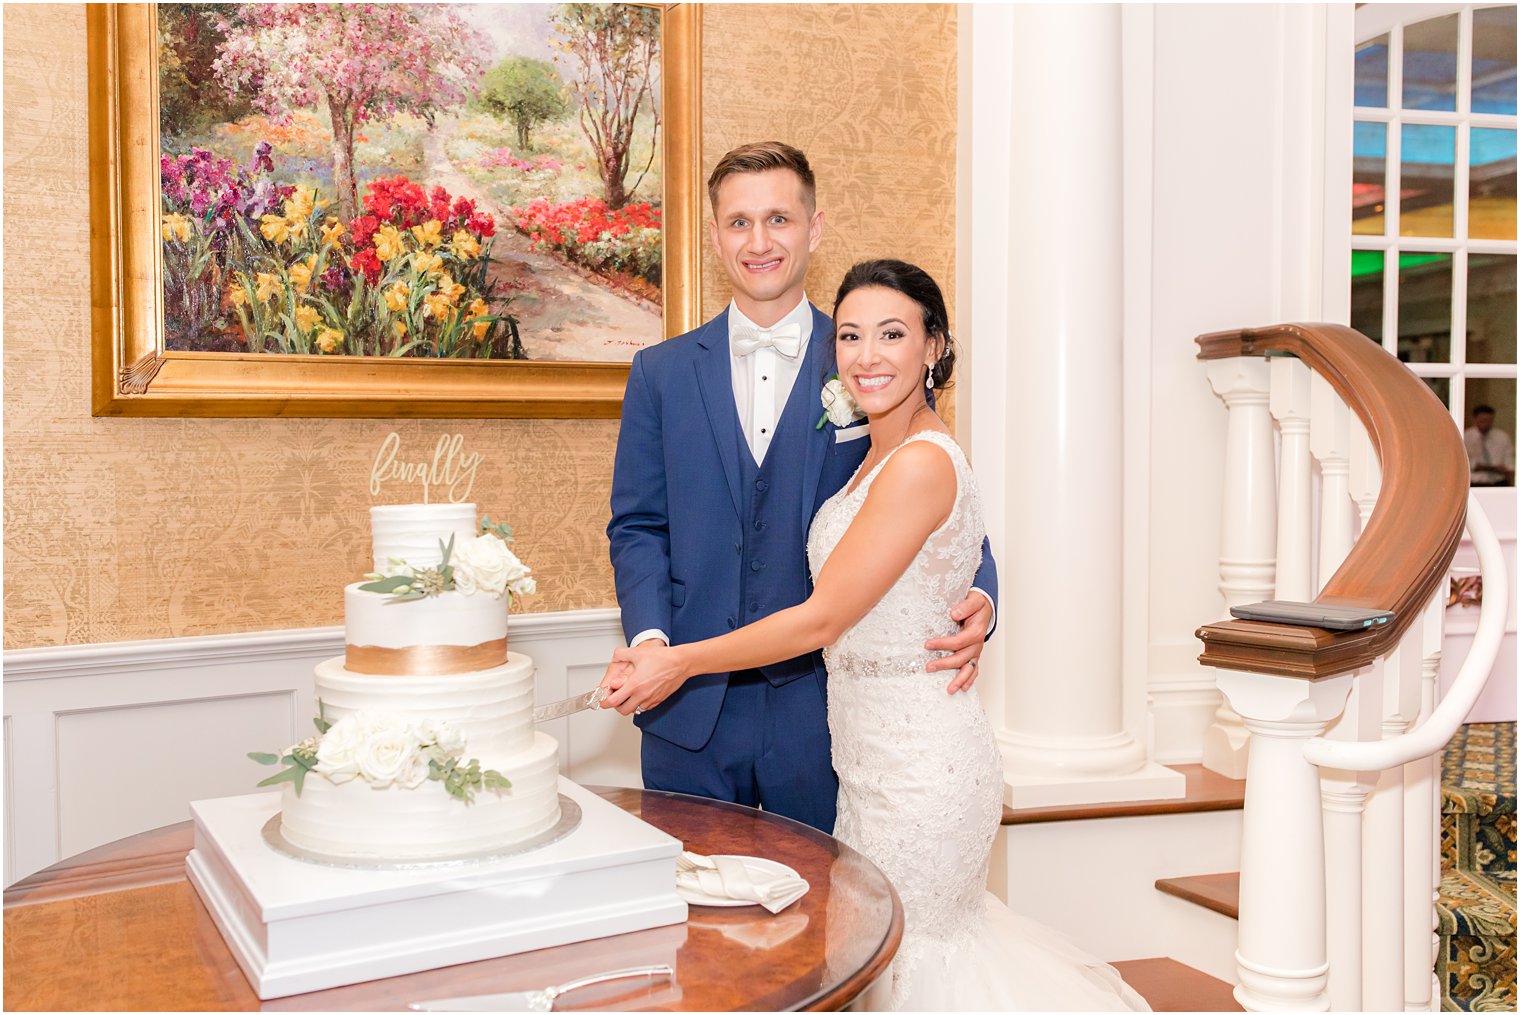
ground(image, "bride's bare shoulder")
xmin=868 ymin=437 xmax=958 ymax=514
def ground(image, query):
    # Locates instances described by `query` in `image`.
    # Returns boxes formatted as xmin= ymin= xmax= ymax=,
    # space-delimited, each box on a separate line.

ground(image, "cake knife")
xmin=532 ymin=685 xmax=608 ymax=723
xmin=409 ymin=964 xmax=673 ymax=1011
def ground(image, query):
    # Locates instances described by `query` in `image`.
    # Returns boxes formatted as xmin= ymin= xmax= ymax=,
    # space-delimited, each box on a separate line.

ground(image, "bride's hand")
xmin=600 ymin=642 xmax=689 ymax=715
xmin=925 ymin=592 xmax=993 ymax=693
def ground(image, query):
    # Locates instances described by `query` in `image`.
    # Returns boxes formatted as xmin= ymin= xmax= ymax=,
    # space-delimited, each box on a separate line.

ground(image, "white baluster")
xmin=1204 ymin=358 xmax=1277 ymax=779
xmin=1311 ymin=373 xmax=1357 ymax=583
xmin=1314 ymin=382 xmax=1375 ymax=1011
xmin=1320 ymin=667 xmax=1380 ymax=1011
xmin=1364 ymin=621 xmax=1422 ymax=1011
xmin=1410 ymin=589 xmax=1447 ymax=1008
xmin=1271 ymin=356 xmax=1314 ymax=602
xmin=1218 ymin=668 xmax=1353 ymax=1012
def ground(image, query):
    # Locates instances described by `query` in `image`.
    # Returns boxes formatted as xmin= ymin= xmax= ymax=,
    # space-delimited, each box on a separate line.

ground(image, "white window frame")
xmin=1352 ymin=3 xmax=1518 ymax=426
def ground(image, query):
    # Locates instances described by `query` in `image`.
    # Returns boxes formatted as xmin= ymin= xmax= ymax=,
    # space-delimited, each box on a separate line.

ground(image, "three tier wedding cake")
xmin=259 ymin=503 xmax=560 ymax=861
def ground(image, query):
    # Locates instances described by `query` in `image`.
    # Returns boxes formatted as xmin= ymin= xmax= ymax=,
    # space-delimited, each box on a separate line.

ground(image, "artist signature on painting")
xmin=370 ymin=433 xmax=481 ymax=504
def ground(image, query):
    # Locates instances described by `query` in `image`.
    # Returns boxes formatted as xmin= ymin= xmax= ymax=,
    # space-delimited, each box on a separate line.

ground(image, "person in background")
xmin=1465 ymin=404 xmax=1515 ymax=487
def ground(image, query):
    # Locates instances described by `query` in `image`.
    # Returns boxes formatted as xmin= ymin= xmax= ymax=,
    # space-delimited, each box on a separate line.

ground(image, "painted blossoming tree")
xmin=211 ymin=3 xmax=489 ymax=224
xmin=549 ymin=4 xmax=661 ymax=210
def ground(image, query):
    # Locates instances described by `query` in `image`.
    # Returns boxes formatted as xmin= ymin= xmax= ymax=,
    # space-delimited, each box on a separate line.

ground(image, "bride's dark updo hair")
xmin=832 ymin=259 xmax=956 ymax=390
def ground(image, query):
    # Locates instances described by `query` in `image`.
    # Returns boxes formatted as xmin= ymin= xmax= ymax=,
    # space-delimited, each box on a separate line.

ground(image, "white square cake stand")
xmin=186 ymin=779 xmax=687 ymax=1000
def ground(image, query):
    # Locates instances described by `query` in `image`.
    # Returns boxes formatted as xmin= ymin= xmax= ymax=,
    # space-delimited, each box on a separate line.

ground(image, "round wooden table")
xmin=3 ymin=787 xmax=902 ymax=1012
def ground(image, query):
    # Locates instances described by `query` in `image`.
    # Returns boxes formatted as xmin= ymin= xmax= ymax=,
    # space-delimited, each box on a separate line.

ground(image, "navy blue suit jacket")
xmin=607 ymin=305 xmax=999 ymax=751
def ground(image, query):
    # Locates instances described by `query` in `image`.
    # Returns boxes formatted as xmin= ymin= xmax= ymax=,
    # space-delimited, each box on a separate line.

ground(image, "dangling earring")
xmin=925 ymin=369 xmax=934 ymax=390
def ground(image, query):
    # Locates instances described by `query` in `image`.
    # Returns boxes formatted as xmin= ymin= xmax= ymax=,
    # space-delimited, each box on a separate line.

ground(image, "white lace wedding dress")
xmin=807 ymin=430 xmax=1150 ymax=1012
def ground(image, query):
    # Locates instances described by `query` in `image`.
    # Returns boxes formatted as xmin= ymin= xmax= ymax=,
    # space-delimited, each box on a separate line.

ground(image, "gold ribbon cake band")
xmin=345 ymin=638 xmax=508 ymax=675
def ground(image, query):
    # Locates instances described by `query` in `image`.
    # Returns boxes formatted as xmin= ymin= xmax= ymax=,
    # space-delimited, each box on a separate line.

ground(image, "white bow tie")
xmin=733 ymin=322 xmax=803 ymax=359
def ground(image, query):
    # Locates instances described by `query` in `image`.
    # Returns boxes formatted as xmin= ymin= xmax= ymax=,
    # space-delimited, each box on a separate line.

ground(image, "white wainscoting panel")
xmin=2 ymin=608 xmax=634 ymax=887
xmin=56 ymin=692 xmax=295 ymax=859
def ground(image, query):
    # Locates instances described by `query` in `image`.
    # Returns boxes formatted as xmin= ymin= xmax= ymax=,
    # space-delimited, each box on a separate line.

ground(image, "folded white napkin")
xmin=676 ymin=851 xmax=808 ymax=914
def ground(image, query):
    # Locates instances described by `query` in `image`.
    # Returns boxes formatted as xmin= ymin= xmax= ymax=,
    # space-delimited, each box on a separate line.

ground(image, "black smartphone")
xmin=1229 ymin=600 xmax=1395 ymax=631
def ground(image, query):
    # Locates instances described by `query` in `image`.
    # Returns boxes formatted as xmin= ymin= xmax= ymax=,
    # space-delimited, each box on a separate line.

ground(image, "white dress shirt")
xmin=727 ymin=296 xmax=814 ymax=466
xmin=1465 ymin=424 xmax=1515 ymax=485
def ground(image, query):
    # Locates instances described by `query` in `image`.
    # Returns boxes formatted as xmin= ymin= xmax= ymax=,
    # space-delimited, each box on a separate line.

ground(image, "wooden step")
xmin=1003 ymin=764 xmax=1246 ymax=825
xmin=1112 ymin=957 xmax=1243 ymax=1012
xmin=1155 ymin=872 xmax=1241 ymax=919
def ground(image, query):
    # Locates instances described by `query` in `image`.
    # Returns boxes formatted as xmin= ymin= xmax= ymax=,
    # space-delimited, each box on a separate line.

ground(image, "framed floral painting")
xmin=89 ymin=3 xmax=701 ymax=418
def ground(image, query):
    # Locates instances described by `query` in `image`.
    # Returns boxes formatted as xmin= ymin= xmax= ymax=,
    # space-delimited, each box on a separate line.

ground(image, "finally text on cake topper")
xmin=370 ymin=433 xmax=482 ymax=504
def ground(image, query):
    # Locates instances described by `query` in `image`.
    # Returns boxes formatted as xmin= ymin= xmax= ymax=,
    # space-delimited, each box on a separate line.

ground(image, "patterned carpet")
xmin=1438 ymin=722 xmax=1516 ymax=1012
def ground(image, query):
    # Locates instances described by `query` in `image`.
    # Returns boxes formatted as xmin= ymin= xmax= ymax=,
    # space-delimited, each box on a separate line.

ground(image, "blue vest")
xmin=732 ymin=352 xmax=824 ymax=686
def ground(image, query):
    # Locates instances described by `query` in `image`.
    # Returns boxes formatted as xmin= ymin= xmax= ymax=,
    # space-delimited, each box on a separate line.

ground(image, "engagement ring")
xmin=634 ymin=706 xmax=646 ymax=715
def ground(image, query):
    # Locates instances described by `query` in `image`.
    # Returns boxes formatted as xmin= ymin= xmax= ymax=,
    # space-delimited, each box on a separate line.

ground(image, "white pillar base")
xmin=1002 ymin=758 xmax=1185 ymax=809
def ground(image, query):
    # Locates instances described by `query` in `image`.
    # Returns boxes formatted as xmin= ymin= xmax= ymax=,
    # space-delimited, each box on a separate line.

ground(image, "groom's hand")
xmin=925 ymin=593 xmax=992 ymax=693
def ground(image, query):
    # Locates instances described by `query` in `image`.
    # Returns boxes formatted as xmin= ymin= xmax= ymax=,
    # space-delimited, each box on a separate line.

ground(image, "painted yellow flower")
xmin=422 ymin=292 xmax=454 ymax=320
xmin=286 ymin=216 xmax=310 ymax=242
xmin=435 ymin=273 xmax=466 ymax=304
xmin=255 ymin=272 xmax=281 ymax=302
xmin=315 ymin=327 xmax=344 ymax=353
xmin=384 ymin=282 xmax=411 ymax=312
xmin=284 ymin=185 xmax=321 ymax=222
xmin=259 ymin=214 xmax=291 ymax=245
xmin=289 ymin=255 xmax=318 ymax=294
xmin=320 ymin=217 xmax=345 ymax=246
xmin=411 ymin=219 xmax=444 ymax=248
xmin=227 ymin=284 xmax=249 ymax=308
xmin=373 ymin=225 xmax=406 ymax=262
xmin=161 ymin=213 xmax=192 ymax=243
xmin=393 ymin=320 xmax=408 ymax=341
xmin=295 ymin=305 xmax=321 ymax=333
xmin=412 ymin=251 xmax=444 ymax=276
xmin=466 ymin=297 xmax=491 ymax=340
xmin=450 ymin=230 xmax=481 ymax=260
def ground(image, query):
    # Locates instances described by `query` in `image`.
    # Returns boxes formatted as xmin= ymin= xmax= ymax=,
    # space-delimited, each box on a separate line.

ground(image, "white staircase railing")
xmin=1194 ymin=323 xmax=1506 ymax=1013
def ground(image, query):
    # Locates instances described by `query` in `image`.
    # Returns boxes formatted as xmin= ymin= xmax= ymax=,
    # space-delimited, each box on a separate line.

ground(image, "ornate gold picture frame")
xmin=89 ymin=3 xmax=701 ymax=418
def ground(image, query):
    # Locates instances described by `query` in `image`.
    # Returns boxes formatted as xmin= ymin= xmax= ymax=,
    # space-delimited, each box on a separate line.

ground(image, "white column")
xmin=1271 ymin=356 xmax=1314 ymax=603
xmin=1201 ymin=357 xmax=1276 ymax=779
xmin=993 ymin=2 xmax=1180 ymax=807
xmin=1218 ymin=668 xmax=1353 ymax=1012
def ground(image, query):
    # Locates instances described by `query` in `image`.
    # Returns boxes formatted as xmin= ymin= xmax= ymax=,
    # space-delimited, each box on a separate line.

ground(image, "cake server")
xmin=409 ymin=964 xmax=673 ymax=1011
xmin=532 ymin=685 xmax=608 ymax=723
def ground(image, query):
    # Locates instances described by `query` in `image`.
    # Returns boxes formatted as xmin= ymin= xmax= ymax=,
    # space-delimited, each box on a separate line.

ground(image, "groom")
xmin=604 ymin=141 xmax=998 ymax=833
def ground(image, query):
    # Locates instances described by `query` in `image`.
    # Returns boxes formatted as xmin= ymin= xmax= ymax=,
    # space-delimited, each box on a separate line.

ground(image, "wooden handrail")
xmin=1194 ymin=323 xmax=1468 ymax=679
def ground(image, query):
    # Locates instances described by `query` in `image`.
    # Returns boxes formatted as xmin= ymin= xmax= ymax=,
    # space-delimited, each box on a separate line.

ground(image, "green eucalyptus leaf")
xmin=358 ymin=575 xmax=415 ymax=594
xmin=256 ymin=766 xmax=301 ymax=789
xmin=247 ymin=751 xmax=281 ymax=765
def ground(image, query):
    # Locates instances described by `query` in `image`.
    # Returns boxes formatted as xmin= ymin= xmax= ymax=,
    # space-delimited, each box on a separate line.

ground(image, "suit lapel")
xmin=693 ymin=310 xmax=744 ymax=518
xmin=800 ymin=304 xmax=836 ymax=521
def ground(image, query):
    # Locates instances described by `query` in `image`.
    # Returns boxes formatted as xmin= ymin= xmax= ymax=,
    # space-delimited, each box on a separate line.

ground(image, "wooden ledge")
xmin=1195 ymin=323 xmax=1467 ymax=679
xmin=1002 ymin=765 xmax=1244 ymax=825
xmin=1113 ymin=958 xmax=1244 ymax=1012
xmin=1155 ymin=872 xmax=1240 ymax=920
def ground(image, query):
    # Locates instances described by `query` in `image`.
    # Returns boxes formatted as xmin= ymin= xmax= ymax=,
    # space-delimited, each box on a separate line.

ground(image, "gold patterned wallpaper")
xmin=2 ymin=3 xmax=958 ymax=649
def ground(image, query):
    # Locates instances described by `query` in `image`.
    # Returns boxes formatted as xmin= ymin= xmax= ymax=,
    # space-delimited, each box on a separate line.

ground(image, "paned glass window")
xmin=1352 ymin=5 xmax=1519 ymax=484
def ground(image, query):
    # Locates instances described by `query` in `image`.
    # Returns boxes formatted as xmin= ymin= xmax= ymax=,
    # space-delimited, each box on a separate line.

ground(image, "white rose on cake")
xmin=353 ymin=718 xmax=422 ymax=788
xmin=313 ymin=714 xmax=367 ymax=784
xmin=416 ymin=718 xmax=465 ymax=758
xmin=452 ymin=533 xmax=532 ymax=599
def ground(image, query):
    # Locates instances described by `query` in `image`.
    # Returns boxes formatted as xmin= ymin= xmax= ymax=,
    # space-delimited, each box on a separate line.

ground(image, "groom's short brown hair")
xmin=707 ymin=141 xmax=816 ymax=213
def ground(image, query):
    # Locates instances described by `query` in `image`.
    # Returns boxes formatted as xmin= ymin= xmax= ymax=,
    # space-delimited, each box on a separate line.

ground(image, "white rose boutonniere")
xmin=817 ymin=372 xmax=865 ymax=430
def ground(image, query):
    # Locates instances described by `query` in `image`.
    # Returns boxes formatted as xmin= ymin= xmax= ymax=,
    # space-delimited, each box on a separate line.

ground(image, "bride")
xmin=601 ymin=259 xmax=1149 ymax=1012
